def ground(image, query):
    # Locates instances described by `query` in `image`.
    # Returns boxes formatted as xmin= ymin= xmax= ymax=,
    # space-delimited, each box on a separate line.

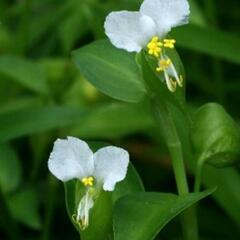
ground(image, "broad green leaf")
xmin=172 ymin=24 xmax=240 ymax=64
xmin=192 ymin=103 xmax=240 ymax=167
xmin=0 ymin=55 xmax=48 ymax=94
xmin=72 ymin=39 xmax=146 ymax=102
xmin=70 ymin=102 xmax=154 ymax=139
xmin=7 ymin=188 xmax=41 ymax=230
xmin=114 ymin=189 xmax=214 ymax=240
xmin=0 ymin=144 xmax=21 ymax=194
xmin=0 ymin=107 xmax=86 ymax=142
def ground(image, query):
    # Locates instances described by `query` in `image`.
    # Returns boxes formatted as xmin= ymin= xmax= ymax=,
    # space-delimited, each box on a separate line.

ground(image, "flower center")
xmin=147 ymin=36 xmax=163 ymax=57
xmin=146 ymin=36 xmax=182 ymax=92
xmin=81 ymin=176 xmax=94 ymax=187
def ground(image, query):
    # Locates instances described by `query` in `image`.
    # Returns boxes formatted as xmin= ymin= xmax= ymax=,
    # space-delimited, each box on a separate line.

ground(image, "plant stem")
xmin=153 ymin=101 xmax=199 ymax=240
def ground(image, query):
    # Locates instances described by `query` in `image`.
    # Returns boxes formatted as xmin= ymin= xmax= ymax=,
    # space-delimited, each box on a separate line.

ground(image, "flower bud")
xmin=192 ymin=103 xmax=240 ymax=168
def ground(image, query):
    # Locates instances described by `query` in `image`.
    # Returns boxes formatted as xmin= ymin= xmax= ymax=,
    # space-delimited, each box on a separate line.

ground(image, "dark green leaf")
xmin=172 ymin=24 xmax=240 ymax=64
xmin=0 ymin=107 xmax=86 ymax=142
xmin=192 ymin=103 xmax=240 ymax=167
xmin=7 ymin=188 xmax=41 ymax=230
xmin=0 ymin=55 xmax=48 ymax=94
xmin=0 ymin=144 xmax=21 ymax=194
xmin=59 ymin=2 xmax=89 ymax=52
xmin=114 ymin=189 xmax=214 ymax=240
xmin=72 ymin=39 xmax=146 ymax=102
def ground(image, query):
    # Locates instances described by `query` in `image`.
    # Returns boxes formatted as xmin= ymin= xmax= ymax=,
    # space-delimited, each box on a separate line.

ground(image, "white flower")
xmin=48 ymin=137 xmax=129 ymax=229
xmin=104 ymin=0 xmax=190 ymax=92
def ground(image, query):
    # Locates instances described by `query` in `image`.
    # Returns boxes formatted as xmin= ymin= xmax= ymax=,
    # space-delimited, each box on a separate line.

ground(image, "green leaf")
xmin=0 ymin=107 xmax=86 ymax=142
xmin=70 ymin=102 xmax=154 ymax=139
xmin=172 ymin=24 xmax=240 ymax=64
xmin=7 ymin=188 xmax=41 ymax=230
xmin=27 ymin=2 xmax=71 ymax=49
xmin=114 ymin=189 xmax=214 ymax=240
xmin=0 ymin=97 xmax=41 ymax=114
xmin=192 ymin=103 xmax=240 ymax=167
xmin=59 ymin=2 xmax=88 ymax=53
xmin=0 ymin=144 xmax=21 ymax=194
xmin=0 ymin=55 xmax=48 ymax=94
xmin=72 ymin=39 xmax=146 ymax=102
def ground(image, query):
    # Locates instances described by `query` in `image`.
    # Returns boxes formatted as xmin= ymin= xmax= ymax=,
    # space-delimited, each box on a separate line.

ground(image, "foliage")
xmin=0 ymin=0 xmax=240 ymax=240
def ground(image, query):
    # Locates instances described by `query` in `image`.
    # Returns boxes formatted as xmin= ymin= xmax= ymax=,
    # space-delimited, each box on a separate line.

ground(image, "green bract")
xmin=64 ymin=163 xmax=144 ymax=240
xmin=140 ymin=49 xmax=186 ymax=109
xmin=192 ymin=103 xmax=240 ymax=168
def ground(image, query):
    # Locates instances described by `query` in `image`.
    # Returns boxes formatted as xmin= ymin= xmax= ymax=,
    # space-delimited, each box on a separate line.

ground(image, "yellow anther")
xmin=156 ymin=59 xmax=172 ymax=72
xmin=81 ymin=176 xmax=94 ymax=187
xmin=163 ymin=39 xmax=176 ymax=49
xmin=147 ymin=36 xmax=163 ymax=57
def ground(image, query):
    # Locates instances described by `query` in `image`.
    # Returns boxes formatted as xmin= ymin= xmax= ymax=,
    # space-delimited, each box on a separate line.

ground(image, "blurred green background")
xmin=0 ymin=0 xmax=239 ymax=239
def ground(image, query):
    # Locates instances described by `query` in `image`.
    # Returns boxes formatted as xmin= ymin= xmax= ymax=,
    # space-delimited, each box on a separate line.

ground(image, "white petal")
xmin=48 ymin=137 xmax=94 ymax=182
xmin=140 ymin=0 xmax=190 ymax=37
xmin=104 ymin=11 xmax=157 ymax=52
xmin=93 ymin=146 xmax=129 ymax=191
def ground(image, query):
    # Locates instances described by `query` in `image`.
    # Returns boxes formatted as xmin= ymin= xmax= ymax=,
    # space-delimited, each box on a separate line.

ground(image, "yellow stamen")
xmin=163 ymin=39 xmax=176 ymax=49
xmin=147 ymin=36 xmax=163 ymax=57
xmin=81 ymin=176 xmax=94 ymax=187
xmin=156 ymin=58 xmax=172 ymax=72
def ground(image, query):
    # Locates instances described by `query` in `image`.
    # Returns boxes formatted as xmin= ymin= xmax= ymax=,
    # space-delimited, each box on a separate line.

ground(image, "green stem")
xmin=153 ymin=102 xmax=189 ymax=194
xmin=153 ymin=101 xmax=198 ymax=240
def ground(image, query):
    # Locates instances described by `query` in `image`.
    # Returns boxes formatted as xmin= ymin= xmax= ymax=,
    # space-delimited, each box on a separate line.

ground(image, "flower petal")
xmin=48 ymin=137 xmax=94 ymax=182
xmin=93 ymin=146 xmax=129 ymax=191
xmin=140 ymin=0 xmax=190 ymax=37
xmin=104 ymin=11 xmax=157 ymax=52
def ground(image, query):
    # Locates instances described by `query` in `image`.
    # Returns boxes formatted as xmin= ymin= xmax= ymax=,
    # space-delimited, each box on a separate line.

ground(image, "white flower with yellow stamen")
xmin=104 ymin=0 xmax=190 ymax=92
xmin=48 ymin=137 xmax=129 ymax=230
